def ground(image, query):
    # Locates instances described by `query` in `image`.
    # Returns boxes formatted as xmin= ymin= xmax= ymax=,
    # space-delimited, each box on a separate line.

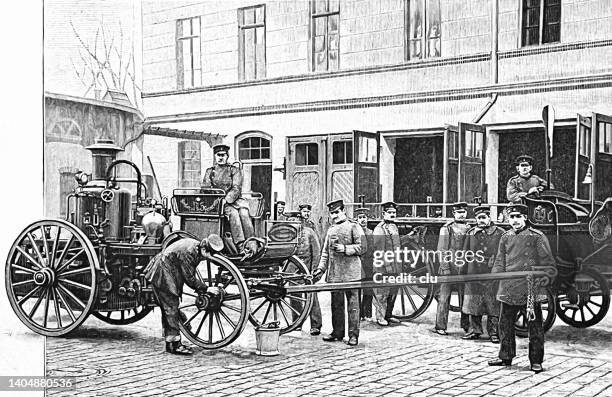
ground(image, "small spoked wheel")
xmin=5 ymin=219 xmax=98 ymax=336
xmin=555 ymin=269 xmax=610 ymax=328
xmin=92 ymin=306 xmax=153 ymax=325
xmin=390 ymin=252 xmax=435 ymax=320
xmin=514 ymin=287 xmax=556 ymax=337
xmin=248 ymin=256 xmax=314 ymax=334
xmin=178 ymin=254 xmax=250 ymax=349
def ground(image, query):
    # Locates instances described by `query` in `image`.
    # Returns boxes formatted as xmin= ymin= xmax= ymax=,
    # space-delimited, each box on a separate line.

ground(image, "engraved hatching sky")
xmin=44 ymin=0 xmax=141 ymax=101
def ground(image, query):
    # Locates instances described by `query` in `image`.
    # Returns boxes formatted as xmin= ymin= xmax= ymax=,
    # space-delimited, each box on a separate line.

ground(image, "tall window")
xmin=521 ymin=0 xmax=561 ymax=46
xmin=178 ymin=141 xmax=201 ymax=187
xmin=406 ymin=0 xmax=441 ymax=60
xmin=176 ymin=17 xmax=202 ymax=89
xmin=238 ymin=5 xmax=266 ymax=81
xmin=311 ymin=0 xmax=340 ymax=72
xmin=332 ymin=141 xmax=353 ymax=164
xmin=599 ymin=121 xmax=612 ymax=154
xmin=464 ymin=130 xmax=484 ymax=159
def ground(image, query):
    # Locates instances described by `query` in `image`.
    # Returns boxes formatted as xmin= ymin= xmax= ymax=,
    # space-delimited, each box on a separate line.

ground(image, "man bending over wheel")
xmin=144 ymin=237 xmax=221 ymax=355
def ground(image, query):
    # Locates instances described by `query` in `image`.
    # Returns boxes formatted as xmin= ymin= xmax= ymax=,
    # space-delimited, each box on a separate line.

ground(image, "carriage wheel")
xmin=555 ymin=269 xmax=610 ymax=328
xmin=390 ymin=257 xmax=435 ymax=320
xmin=514 ymin=287 xmax=556 ymax=337
xmin=5 ymin=219 xmax=98 ymax=336
xmin=248 ymin=256 xmax=314 ymax=334
xmin=178 ymin=254 xmax=249 ymax=349
xmin=92 ymin=306 xmax=153 ymax=325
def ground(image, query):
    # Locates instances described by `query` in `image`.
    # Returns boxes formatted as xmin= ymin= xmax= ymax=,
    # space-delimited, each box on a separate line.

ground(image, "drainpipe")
xmin=472 ymin=0 xmax=499 ymax=123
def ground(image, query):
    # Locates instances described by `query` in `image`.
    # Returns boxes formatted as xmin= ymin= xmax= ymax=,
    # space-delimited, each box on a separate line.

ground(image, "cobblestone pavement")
xmin=46 ymin=294 xmax=612 ymax=397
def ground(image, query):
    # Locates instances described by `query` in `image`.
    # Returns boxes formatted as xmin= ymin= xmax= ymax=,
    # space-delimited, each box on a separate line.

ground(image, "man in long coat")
xmin=313 ymin=199 xmax=364 ymax=346
xmin=201 ymin=144 xmax=254 ymax=246
xmin=286 ymin=210 xmax=323 ymax=335
xmin=433 ymin=202 xmax=470 ymax=335
xmin=354 ymin=207 xmax=374 ymax=321
xmin=461 ymin=205 xmax=504 ymax=343
xmin=144 ymin=237 xmax=220 ymax=355
xmin=372 ymin=201 xmax=402 ymax=326
xmin=488 ymin=204 xmax=556 ymax=373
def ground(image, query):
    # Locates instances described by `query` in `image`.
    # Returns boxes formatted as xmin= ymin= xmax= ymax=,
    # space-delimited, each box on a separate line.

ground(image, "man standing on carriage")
xmin=433 ymin=201 xmax=470 ymax=336
xmin=372 ymin=202 xmax=403 ymax=326
xmin=461 ymin=205 xmax=504 ymax=343
xmin=144 ymin=237 xmax=221 ymax=355
xmin=488 ymin=204 xmax=556 ymax=373
xmin=354 ymin=207 xmax=374 ymax=321
xmin=201 ymin=144 xmax=255 ymax=248
xmin=507 ymin=154 xmax=554 ymax=203
xmin=313 ymin=199 xmax=364 ymax=346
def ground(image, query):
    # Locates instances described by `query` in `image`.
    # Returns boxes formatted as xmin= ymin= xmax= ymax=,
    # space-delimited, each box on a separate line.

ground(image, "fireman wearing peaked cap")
xmin=506 ymin=155 xmax=554 ymax=203
xmin=354 ymin=207 xmax=375 ymax=321
xmin=372 ymin=201 xmax=402 ymax=326
xmin=313 ymin=199 xmax=364 ymax=346
xmin=201 ymin=144 xmax=255 ymax=247
xmin=433 ymin=201 xmax=470 ymax=336
xmin=461 ymin=205 xmax=504 ymax=343
xmin=144 ymin=237 xmax=223 ymax=355
xmin=488 ymin=203 xmax=555 ymax=373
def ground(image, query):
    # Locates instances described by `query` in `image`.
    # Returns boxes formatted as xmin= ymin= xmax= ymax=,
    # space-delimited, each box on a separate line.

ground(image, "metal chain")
xmin=526 ymin=273 xmax=536 ymax=321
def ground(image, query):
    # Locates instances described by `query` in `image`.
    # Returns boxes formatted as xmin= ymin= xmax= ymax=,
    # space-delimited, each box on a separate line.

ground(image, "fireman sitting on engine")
xmin=201 ymin=144 xmax=255 ymax=249
xmin=144 ymin=237 xmax=221 ymax=355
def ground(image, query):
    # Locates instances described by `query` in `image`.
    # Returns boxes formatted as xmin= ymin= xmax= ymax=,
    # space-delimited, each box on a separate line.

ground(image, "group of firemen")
xmin=147 ymin=146 xmax=554 ymax=373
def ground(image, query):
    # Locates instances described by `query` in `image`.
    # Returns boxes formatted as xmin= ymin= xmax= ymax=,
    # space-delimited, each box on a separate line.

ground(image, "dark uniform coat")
xmin=202 ymin=163 xmax=251 ymax=212
xmin=372 ymin=221 xmax=401 ymax=274
xmin=491 ymin=226 xmax=556 ymax=305
xmin=144 ymin=238 xmax=208 ymax=297
xmin=506 ymin=174 xmax=554 ymax=203
xmin=437 ymin=220 xmax=470 ymax=274
xmin=295 ymin=225 xmax=321 ymax=272
xmin=462 ymin=224 xmax=505 ymax=315
xmin=360 ymin=227 xmax=374 ymax=279
xmin=317 ymin=219 xmax=364 ymax=283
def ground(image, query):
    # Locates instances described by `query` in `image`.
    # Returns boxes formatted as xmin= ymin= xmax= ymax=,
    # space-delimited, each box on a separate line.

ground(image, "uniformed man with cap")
xmin=372 ymin=201 xmax=402 ymax=326
xmin=354 ymin=207 xmax=374 ymax=321
xmin=298 ymin=203 xmax=318 ymax=232
xmin=144 ymin=237 xmax=222 ymax=355
xmin=276 ymin=200 xmax=287 ymax=220
xmin=433 ymin=201 xmax=470 ymax=335
xmin=313 ymin=199 xmax=364 ymax=346
xmin=506 ymin=155 xmax=554 ymax=203
xmin=285 ymin=210 xmax=323 ymax=335
xmin=461 ymin=205 xmax=504 ymax=343
xmin=488 ymin=204 xmax=555 ymax=373
xmin=201 ymin=144 xmax=255 ymax=247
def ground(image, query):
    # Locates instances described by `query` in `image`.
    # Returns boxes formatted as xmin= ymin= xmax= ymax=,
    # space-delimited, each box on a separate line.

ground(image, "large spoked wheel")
xmin=248 ymin=256 xmax=314 ymax=334
xmin=92 ymin=306 xmax=153 ymax=325
xmin=555 ymin=269 xmax=610 ymax=328
xmin=5 ymin=219 xmax=98 ymax=336
xmin=514 ymin=287 xmax=557 ymax=337
xmin=390 ymin=253 xmax=435 ymax=320
xmin=178 ymin=254 xmax=250 ymax=349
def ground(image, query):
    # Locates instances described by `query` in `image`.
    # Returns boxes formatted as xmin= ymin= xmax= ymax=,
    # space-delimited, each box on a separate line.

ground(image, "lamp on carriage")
xmin=582 ymin=163 xmax=593 ymax=185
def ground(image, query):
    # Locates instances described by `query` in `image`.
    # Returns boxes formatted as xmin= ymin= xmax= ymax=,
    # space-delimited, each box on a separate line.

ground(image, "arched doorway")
xmin=235 ymin=131 xmax=272 ymax=216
